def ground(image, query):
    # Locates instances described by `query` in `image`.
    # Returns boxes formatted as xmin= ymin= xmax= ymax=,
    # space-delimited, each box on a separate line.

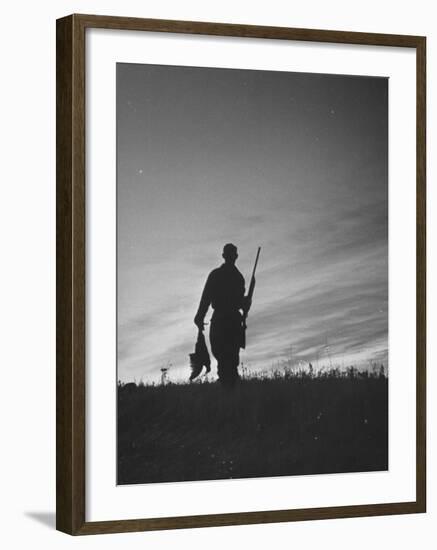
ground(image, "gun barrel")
xmin=247 ymin=247 xmax=261 ymax=302
xmin=251 ymin=247 xmax=261 ymax=281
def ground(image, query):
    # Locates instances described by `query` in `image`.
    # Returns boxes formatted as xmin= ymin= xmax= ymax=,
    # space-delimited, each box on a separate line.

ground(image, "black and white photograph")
xmin=116 ymin=62 xmax=389 ymax=485
xmin=1 ymin=0 xmax=432 ymax=543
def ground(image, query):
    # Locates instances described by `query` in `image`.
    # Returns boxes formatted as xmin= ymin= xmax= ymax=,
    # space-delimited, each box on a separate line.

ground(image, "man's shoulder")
xmin=222 ymin=264 xmax=245 ymax=280
xmin=208 ymin=264 xmax=244 ymax=280
xmin=235 ymin=266 xmax=244 ymax=278
xmin=207 ymin=267 xmax=222 ymax=279
xmin=230 ymin=265 xmax=244 ymax=280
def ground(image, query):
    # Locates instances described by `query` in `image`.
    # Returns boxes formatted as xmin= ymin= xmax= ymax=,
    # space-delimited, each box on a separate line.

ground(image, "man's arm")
xmin=194 ymin=273 xmax=213 ymax=331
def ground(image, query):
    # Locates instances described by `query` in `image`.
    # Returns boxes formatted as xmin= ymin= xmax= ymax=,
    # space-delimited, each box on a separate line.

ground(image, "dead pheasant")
xmin=189 ymin=330 xmax=211 ymax=381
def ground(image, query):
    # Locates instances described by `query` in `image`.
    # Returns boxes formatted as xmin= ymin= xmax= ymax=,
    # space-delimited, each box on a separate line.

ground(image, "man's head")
xmin=222 ymin=243 xmax=238 ymax=264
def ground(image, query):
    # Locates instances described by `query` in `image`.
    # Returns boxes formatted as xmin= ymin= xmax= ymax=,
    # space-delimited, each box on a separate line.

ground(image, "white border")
xmin=86 ymin=28 xmax=416 ymax=522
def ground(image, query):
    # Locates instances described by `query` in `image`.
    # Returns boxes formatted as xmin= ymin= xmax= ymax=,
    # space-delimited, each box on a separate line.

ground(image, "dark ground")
xmin=117 ymin=371 xmax=388 ymax=485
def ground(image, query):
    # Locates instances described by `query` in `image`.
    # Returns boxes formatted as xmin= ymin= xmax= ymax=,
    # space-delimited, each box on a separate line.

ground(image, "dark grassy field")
xmin=117 ymin=370 xmax=388 ymax=485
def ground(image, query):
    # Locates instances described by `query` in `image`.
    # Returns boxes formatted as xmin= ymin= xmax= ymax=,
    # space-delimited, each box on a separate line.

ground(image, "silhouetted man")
xmin=194 ymin=243 xmax=251 ymax=387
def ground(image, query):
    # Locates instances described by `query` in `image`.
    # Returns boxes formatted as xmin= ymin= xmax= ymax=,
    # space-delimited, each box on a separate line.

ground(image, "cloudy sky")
xmin=117 ymin=63 xmax=388 ymax=384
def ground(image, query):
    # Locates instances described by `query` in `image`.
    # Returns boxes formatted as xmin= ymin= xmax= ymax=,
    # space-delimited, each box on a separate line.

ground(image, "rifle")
xmin=241 ymin=247 xmax=261 ymax=349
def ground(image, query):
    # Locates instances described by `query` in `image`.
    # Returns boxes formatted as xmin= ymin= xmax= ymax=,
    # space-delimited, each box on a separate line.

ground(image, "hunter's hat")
xmin=223 ymin=243 xmax=238 ymax=257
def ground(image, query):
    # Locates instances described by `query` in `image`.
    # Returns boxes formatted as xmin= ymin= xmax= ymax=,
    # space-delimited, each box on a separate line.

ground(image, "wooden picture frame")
xmin=56 ymin=13 xmax=426 ymax=535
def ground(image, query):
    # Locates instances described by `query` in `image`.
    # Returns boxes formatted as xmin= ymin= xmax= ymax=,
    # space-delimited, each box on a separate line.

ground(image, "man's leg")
xmin=210 ymin=314 xmax=241 ymax=387
xmin=217 ymin=351 xmax=240 ymax=388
